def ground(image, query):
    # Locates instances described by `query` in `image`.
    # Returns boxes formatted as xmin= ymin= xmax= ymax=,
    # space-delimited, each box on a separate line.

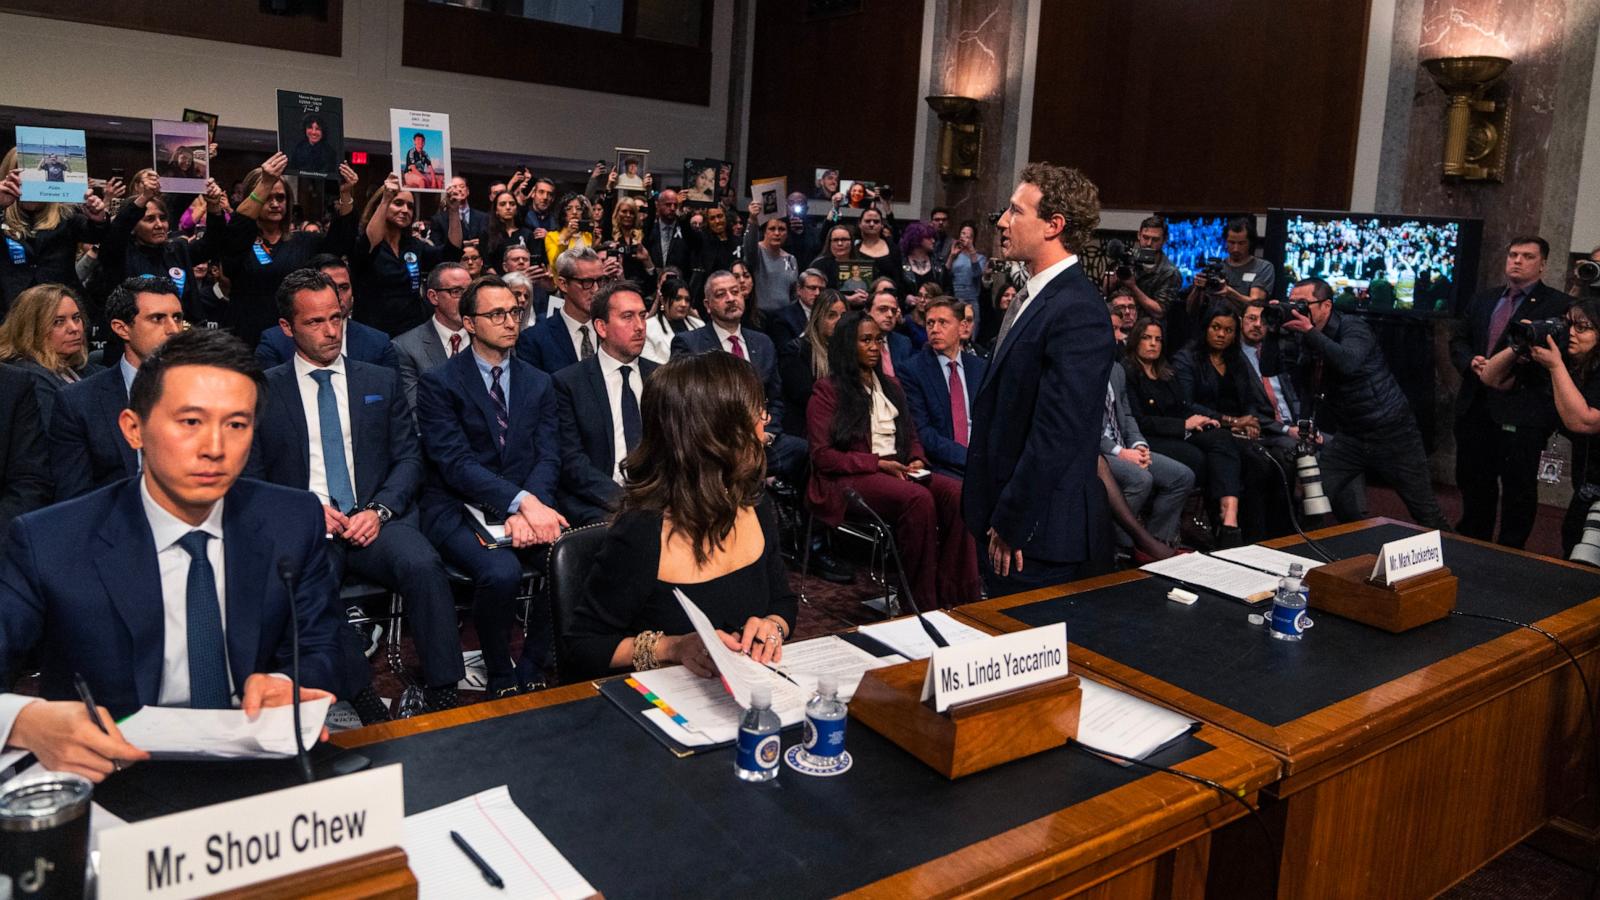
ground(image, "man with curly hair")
xmin=964 ymin=162 xmax=1116 ymax=592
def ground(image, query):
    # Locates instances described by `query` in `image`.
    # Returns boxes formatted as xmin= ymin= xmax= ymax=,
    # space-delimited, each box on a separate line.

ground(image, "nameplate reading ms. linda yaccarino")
xmin=921 ymin=623 xmax=1069 ymax=713
xmin=97 ymin=764 xmax=404 ymax=899
xmin=1370 ymin=530 xmax=1444 ymax=586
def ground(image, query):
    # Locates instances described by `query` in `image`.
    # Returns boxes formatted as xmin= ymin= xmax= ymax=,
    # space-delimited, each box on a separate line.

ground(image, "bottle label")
xmin=1271 ymin=604 xmax=1309 ymax=636
xmin=803 ymin=715 xmax=847 ymax=759
xmin=737 ymin=731 xmax=781 ymax=772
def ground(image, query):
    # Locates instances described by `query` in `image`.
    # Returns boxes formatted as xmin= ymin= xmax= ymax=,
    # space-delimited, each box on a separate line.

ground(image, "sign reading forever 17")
xmin=921 ymin=623 xmax=1069 ymax=713
xmin=97 ymin=764 xmax=404 ymax=899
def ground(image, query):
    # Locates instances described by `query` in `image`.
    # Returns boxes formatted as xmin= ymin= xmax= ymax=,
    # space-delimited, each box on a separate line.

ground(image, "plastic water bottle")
xmin=735 ymin=685 xmax=782 ymax=782
xmin=801 ymin=674 xmax=848 ymax=766
xmin=1269 ymin=562 xmax=1309 ymax=641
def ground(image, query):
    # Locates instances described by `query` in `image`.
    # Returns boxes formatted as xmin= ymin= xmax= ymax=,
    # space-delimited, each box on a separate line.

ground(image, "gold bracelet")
xmin=631 ymin=630 xmax=665 ymax=671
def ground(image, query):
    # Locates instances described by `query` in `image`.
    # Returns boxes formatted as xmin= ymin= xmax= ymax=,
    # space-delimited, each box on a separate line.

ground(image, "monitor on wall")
xmin=1155 ymin=212 xmax=1255 ymax=285
xmin=1264 ymin=209 xmax=1484 ymax=315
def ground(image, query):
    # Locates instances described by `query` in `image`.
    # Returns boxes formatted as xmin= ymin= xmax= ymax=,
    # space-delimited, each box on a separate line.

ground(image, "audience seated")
xmin=392 ymin=262 xmax=470 ymax=412
xmin=642 ymin=276 xmax=702 ymax=365
xmin=1101 ymin=349 xmax=1196 ymax=550
xmin=515 ymin=245 xmax=607 ymax=375
xmin=867 ymin=287 xmax=914 ymax=377
xmin=257 ymin=254 xmax=398 ymax=370
xmin=0 ymin=283 xmax=99 ymax=428
xmin=778 ymin=289 xmax=847 ymax=440
xmin=564 ymin=353 xmax=796 ymax=680
xmin=900 ymin=298 xmax=985 ymax=478
xmin=767 ymin=268 xmax=827 ymax=351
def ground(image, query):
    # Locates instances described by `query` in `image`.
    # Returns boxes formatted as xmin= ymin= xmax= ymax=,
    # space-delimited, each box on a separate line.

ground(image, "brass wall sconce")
xmin=926 ymin=95 xmax=983 ymax=180
xmin=1421 ymin=55 xmax=1512 ymax=182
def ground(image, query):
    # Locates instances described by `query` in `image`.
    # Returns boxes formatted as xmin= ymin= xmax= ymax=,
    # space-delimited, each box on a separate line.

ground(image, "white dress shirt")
xmin=559 ymin=306 xmax=593 ymax=360
xmin=712 ymin=321 xmax=746 ymax=356
xmin=596 ymin=347 xmax=645 ymax=483
xmin=431 ymin=316 xmax=468 ymax=358
xmin=293 ymin=354 xmax=355 ymax=508
xmin=1016 ymin=252 xmax=1080 ymax=328
xmin=869 ymin=380 xmax=899 ymax=457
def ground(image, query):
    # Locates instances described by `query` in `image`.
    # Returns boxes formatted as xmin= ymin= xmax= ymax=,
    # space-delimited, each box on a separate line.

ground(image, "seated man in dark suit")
xmin=247 ymin=268 xmax=464 ymax=714
xmin=764 ymin=268 xmax=826 ymax=350
xmin=392 ymin=262 xmax=470 ymax=412
xmin=553 ymin=282 xmax=657 ymax=525
xmin=0 ymin=329 xmax=344 ymax=781
xmin=868 ymin=287 xmax=915 ymax=377
xmin=257 ymin=255 xmax=399 ymax=371
xmin=0 ymin=365 xmax=49 ymax=536
xmin=514 ymin=245 xmax=605 ymax=375
xmin=50 ymin=275 xmax=185 ymax=500
xmin=901 ymin=298 xmax=986 ymax=478
xmin=670 ymin=270 xmax=807 ymax=484
xmin=417 ymin=275 xmax=566 ymax=697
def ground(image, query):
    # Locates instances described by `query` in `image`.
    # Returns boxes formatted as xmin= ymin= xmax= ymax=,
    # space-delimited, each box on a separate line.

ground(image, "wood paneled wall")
xmin=0 ymin=0 xmax=343 ymax=56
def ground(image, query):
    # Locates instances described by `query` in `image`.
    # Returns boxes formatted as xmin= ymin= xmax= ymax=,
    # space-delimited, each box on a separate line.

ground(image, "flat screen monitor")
xmin=1156 ymin=212 xmax=1254 ymax=285
xmin=1265 ymin=209 xmax=1484 ymax=314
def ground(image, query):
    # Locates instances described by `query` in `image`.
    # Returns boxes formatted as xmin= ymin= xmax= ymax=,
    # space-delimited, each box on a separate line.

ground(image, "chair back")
xmin=546 ymin=522 xmax=611 ymax=682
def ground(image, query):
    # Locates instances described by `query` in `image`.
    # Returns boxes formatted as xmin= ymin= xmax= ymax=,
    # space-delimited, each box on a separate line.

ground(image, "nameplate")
xmin=1370 ymin=530 xmax=1444 ymax=586
xmin=98 ymin=764 xmax=404 ymax=899
xmin=920 ymin=623 xmax=1068 ymax=713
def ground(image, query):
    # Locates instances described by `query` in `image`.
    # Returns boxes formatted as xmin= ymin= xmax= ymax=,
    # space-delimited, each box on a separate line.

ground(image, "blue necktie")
xmin=489 ymin=365 xmax=509 ymax=448
xmin=311 ymin=369 xmax=355 ymax=512
xmin=178 ymin=531 xmax=231 ymax=709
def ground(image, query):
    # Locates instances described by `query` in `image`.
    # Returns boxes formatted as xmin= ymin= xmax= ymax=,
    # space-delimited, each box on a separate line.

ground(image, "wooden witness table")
xmin=954 ymin=518 xmax=1600 ymax=899
xmin=332 ymin=671 xmax=1278 ymax=898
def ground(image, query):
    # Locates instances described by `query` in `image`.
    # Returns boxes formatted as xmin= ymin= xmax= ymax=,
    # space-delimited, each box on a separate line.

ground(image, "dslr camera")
xmin=1102 ymin=239 xmax=1159 ymax=282
xmin=1197 ymin=258 xmax=1228 ymax=294
xmin=1507 ymin=317 xmax=1568 ymax=356
xmin=1262 ymin=300 xmax=1311 ymax=330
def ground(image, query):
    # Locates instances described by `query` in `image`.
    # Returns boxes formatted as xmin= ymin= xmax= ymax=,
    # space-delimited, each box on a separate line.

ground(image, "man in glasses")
xmin=417 ymin=275 xmax=566 ymax=697
xmin=393 ymin=261 xmax=471 ymax=411
xmin=1263 ymin=277 xmax=1448 ymax=528
xmin=514 ymin=245 xmax=609 ymax=375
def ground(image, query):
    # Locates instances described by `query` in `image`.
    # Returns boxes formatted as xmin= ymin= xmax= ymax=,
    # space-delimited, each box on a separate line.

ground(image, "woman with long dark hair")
xmin=809 ymin=223 xmax=858 ymax=289
xmin=643 ymin=275 xmax=703 ymax=364
xmin=806 ymin=311 xmax=978 ymax=607
xmin=564 ymin=353 xmax=797 ymax=679
xmin=353 ymin=171 xmax=463 ymax=335
xmin=480 ymin=189 xmax=533 ymax=271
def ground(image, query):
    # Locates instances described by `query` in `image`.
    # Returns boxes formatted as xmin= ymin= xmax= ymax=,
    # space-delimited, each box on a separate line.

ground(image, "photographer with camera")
xmin=1263 ymin=278 xmax=1450 ymax=529
xmin=1185 ymin=217 xmax=1272 ymax=311
xmin=1103 ymin=215 xmax=1182 ymax=322
xmin=1451 ymin=236 xmax=1570 ymax=548
xmin=1479 ymin=297 xmax=1600 ymax=561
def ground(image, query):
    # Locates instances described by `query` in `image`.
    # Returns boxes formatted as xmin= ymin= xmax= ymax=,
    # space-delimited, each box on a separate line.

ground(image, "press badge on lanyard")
xmin=5 ymin=237 xmax=26 ymax=265
xmin=167 ymin=266 xmax=187 ymax=296
xmin=403 ymin=251 xmax=420 ymax=293
xmin=252 ymin=239 xmax=273 ymax=266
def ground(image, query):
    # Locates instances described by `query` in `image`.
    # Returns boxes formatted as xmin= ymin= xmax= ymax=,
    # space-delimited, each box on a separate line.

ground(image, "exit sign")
xmin=350 ymin=151 xmax=368 ymax=165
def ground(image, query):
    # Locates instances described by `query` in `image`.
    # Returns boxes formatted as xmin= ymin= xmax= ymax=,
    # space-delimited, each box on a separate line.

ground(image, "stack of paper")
xmin=1210 ymin=544 xmax=1325 ymax=577
xmin=856 ymin=611 xmax=988 ymax=659
xmin=404 ymin=786 xmax=595 ymax=899
xmin=1139 ymin=553 xmax=1282 ymax=603
xmin=114 ymin=697 xmax=331 ymax=760
xmin=1077 ymin=679 xmax=1198 ymax=761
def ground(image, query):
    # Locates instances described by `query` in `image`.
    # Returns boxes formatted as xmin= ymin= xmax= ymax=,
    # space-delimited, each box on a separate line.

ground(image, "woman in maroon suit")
xmin=806 ymin=311 xmax=979 ymax=608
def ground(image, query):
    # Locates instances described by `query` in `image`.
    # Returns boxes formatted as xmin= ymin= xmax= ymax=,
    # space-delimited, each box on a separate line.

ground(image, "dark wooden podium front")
xmin=956 ymin=518 xmax=1600 ymax=899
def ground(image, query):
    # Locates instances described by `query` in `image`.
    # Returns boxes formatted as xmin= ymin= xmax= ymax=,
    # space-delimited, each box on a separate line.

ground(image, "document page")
xmin=631 ymin=666 xmax=803 ymax=744
xmin=115 ymin=697 xmax=331 ymax=760
xmin=779 ymin=635 xmax=904 ymax=701
xmin=856 ymin=611 xmax=988 ymax=660
xmin=405 ymin=785 xmax=596 ymax=900
xmin=671 ymin=588 xmax=808 ymax=712
xmin=1076 ymin=679 xmax=1198 ymax=762
xmin=1139 ymin=553 xmax=1282 ymax=603
xmin=1210 ymin=544 xmax=1324 ymax=578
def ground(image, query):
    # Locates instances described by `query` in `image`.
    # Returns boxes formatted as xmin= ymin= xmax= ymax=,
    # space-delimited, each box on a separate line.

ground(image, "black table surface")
xmin=1003 ymin=523 xmax=1600 ymax=727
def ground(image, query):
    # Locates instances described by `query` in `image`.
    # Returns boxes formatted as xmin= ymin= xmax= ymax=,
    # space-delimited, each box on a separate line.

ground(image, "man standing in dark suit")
xmin=0 ymin=365 xmax=49 ymax=536
xmin=964 ymin=163 xmax=1115 ymax=592
xmin=429 ymin=177 xmax=488 ymax=246
xmin=248 ymin=269 xmax=464 ymax=713
xmin=0 ymin=329 xmax=343 ymax=781
xmin=392 ymin=262 xmax=470 ymax=412
xmin=257 ymin=255 xmax=399 ymax=371
xmin=670 ymin=270 xmax=807 ymax=484
xmin=1450 ymin=236 xmax=1571 ymax=547
xmin=646 ymin=190 xmax=695 ymax=275
xmin=50 ymin=275 xmax=185 ymax=500
xmin=514 ymin=246 xmax=605 ymax=375
xmin=766 ymin=268 xmax=826 ymax=350
xmin=417 ymin=275 xmax=566 ymax=697
xmin=901 ymin=298 xmax=986 ymax=478
xmin=553 ymin=283 xmax=658 ymax=525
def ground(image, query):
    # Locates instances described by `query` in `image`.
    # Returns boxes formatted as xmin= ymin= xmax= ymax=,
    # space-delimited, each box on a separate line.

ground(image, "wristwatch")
xmin=362 ymin=502 xmax=393 ymax=524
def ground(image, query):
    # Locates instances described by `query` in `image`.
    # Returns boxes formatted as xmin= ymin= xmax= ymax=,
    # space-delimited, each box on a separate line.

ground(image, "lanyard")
xmin=403 ymin=251 xmax=420 ymax=292
xmin=5 ymin=237 xmax=25 ymax=265
xmin=252 ymin=239 xmax=273 ymax=266
xmin=168 ymin=265 xmax=187 ymax=296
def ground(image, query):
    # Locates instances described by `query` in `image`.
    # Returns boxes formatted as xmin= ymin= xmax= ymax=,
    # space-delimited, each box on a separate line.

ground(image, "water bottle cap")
xmin=1288 ymin=562 xmax=1305 ymax=577
xmin=749 ymin=685 xmax=772 ymax=708
xmin=817 ymin=674 xmax=839 ymax=696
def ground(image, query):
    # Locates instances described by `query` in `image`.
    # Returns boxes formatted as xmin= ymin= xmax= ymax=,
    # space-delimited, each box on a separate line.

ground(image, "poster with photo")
xmin=681 ymin=157 xmax=724 ymax=206
xmin=812 ymin=167 xmax=840 ymax=200
xmin=276 ymin=89 xmax=344 ymax=179
xmin=718 ymin=161 xmax=733 ymax=203
xmin=750 ymin=176 xmax=787 ymax=225
xmin=839 ymin=179 xmax=877 ymax=209
xmin=837 ymin=259 xmax=878 ymax=286
xmin=152 ymin=119 xmax=211 ymax=194
xmin=182 ymin=108 xmax=218 ymax=146
xmin=15 ymin=126 xmax=88 ymax=203
xmin=391 ymin=108 xmax=451 ymax=192
xmin=615 ymin=147 xmax=650 ymax=192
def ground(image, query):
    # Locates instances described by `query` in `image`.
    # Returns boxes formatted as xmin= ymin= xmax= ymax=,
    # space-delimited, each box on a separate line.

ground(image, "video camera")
xmin=1196 ymin=258 xmax=1228 ymax=294
xmin=1506 ymin=317 xmax=1568 ymax=356
xmin=1102 ymin=239 xmax=1159 ymax=282
xmin=1262 ymin=300 xmax=1311 ymax=330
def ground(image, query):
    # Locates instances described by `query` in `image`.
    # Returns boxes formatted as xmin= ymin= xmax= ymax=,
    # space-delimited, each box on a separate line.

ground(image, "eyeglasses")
xmin=470 ymin=306 xmax=527 ymax=325
xmin=831 ymin=236 xmax=852 ymax=243
xmin=435 ymin=286 xmax=467 ymax=296
xmin=565 ymin=276 xmax=607 ymax=290
xmin=1569 ymin=318 xmax=1596 ymax=334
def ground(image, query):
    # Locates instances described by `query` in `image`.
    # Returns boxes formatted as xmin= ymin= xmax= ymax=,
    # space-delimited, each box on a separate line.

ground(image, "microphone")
xmin=277 ymin=558 xmax=315 ymax=784
xmin=843 ymin=487 xmax=949 ymax=648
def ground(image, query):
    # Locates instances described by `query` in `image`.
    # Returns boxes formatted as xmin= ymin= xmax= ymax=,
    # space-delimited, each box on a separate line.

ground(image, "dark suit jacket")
xmin=48 ymin=364 xmax=137 ymax=500
xmin=247 ymin=361 xmax=422 ymax=518
xmin=415 ymin=349 xmax=560 ymax=542
xmin=0 ymin=366 xmax=49 ymax=533
xmin=514 ymin=311 xmax=580 ymax=375
xmin=645 ymin=218 xmax=695 ymax=274
xmin=430 ymin=206 xmax=489 ymax=246
xmin=1450 ymin=280 xmax=1570 ymax=429
xmin=0 ymin=477 xmax=343 ymax=717
xmin=669 ymin=325 xmax=786 ymax=434
xmin=901 ymin=345 xmax=985 ymax=477
xmin=552 ymin=354 xmax=659 ymax=525
xmin=765 ymin=302 xmax=810 ymax=351
xmin=256 ymin=321 xmax=400 ymax=372
xmin=5 ymin=358 xmax=101 ymax=431
xmin=392 ymin=319 xmax=452 ymax=412
xmin=962 ymin=261 xmax=1113 ymax=565
xmin=885 ymin=330 xmax=914 ymax=375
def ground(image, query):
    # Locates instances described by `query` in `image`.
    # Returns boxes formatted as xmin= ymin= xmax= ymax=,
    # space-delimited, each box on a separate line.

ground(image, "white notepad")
xmin=404 ymin=785 xmax=596 ymax=900
xmin=856 ymin=611 xmax=988 ymax=660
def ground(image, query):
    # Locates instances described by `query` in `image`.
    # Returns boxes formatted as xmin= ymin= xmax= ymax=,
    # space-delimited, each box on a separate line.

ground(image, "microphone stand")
xmin=277 ymin=559 xmax=315 ymax=783
xmin=844 ymin=487 xmax=949 ymax=648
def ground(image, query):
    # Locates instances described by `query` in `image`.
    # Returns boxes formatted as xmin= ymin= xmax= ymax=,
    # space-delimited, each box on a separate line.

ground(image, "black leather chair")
xmin=544 ymin=522 xmax=611 ymax=683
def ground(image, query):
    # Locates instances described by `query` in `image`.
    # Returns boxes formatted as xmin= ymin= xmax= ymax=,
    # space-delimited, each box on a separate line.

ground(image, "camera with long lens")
xmin=1571 ymin=493 xmax=1600 ymax=567
xmin=1293 ymin=419 xmax=1333 ymax=517
xmin=1506 ymin=317 xmax=1568 ymax=356
xmin=1577 ymin=259 xmax=1600 ymax=289
xmin=1262 ymin=300 xmax=1311 ymax=330
xmin=1197 ymin=258 xmax=1228 ymax=294
xmin=1102 ymin=239 xmax=1159 ymax=282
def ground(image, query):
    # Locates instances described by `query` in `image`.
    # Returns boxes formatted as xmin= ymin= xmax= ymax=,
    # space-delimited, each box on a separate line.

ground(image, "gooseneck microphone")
xmin=277 ymin=558 xmax=315 ymax=783
xmin=843 ymin=486 xmax=949 ymax=648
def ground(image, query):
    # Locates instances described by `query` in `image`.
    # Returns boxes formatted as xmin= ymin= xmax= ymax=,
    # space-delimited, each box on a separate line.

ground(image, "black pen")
xmin=917 ymin=614 xmax=951 ymax=649
xmin=73 ymin=673 xmax=109 ymax=736
xmin=450 ymin=830 xmax=504 ymax=890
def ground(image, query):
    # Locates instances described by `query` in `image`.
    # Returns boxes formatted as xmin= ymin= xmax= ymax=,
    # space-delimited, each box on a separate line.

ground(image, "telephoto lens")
xmin=1297 ymin=453 xmax=1333 ymax=516
xmin=1570 ymin=499 xmax=1600 ymax=567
